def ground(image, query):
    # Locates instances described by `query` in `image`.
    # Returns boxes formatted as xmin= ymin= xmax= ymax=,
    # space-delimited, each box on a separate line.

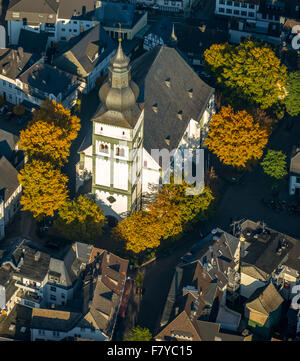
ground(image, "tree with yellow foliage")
xmin=204 ymin=41 xmax=287 ymax=109
xmin=54 ymin=195 xmax=106 ymax=243
xmin=113 ymin=211 xmax=163 ymax=254
xmin=18 ymin=160 xmax=69 ymax=219
xmin=19 ymin=99 xmax=80 ymax=165
xmin=149 ymin=182 xmax=214 ymax=239
xmin=204 ymin=106 xmax=269 ymax=168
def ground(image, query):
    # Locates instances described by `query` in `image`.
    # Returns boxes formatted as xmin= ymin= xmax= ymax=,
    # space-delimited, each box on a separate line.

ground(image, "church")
xmin=77 ymin=39 xmax=215 ymax=219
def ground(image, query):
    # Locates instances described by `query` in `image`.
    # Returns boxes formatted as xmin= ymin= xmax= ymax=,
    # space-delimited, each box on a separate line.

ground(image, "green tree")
xmin=284 ymin=71 xmax=300 ymax=116
xmin=125 ymin=326 xmax=152 ymax=341
xmin=204 ymin=40 xmax=287 ymax=109
xmin=18 ymin=160 xmax=69 ymax=219
xmin=261 ymin=149 xmax=288 ymax=180
xmin=54 ymin=195 xmax=106 ymax=243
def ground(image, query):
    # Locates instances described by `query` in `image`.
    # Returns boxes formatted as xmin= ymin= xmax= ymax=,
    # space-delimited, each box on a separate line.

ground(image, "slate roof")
xmin=82 ymin=249 xmax=128 ymax=339
xmin=58 ymin=0 xmax=97 ymax=20
xmin=0 ymin=48 xmax=33 ymax=80
xmin=8 ymin=244 xmax=51 ymax=282
xmin=0 ymin=156 xmax=19 ymax=203
xmin=240 ymin=220 xmax=294 ymax=279
xmin=0 ymin=129 xmax=19 ymax=160
xmin=290 ymin=146 xmax=300 ymax=175
xmin=6 ymin=0 xmax=58 ymax=23
xmin=131 ymin=46 xmax=214 ymax=154
xmin=18 ymin=29 xmax=49 ymax=56
xmin=54 ymin=24 xmax=116 ymax=76
xmin=19 ymin=62 xmax=77 ymax=97
xmin=31 ymin=308 xmax=82 ymax=331
xmin=246 ymin=283 xmax=284 ymax=315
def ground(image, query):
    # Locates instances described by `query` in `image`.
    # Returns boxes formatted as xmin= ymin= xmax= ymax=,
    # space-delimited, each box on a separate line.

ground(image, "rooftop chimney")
xmin=34 ymin=251 xmax=41 ymax=261
xmin=165 ymin=77 xmax=170 ymax=87
xmin=188 ymin=88 xmax=193 ymax=98
xmin=177 ymin=110 xmax=183 ymax=120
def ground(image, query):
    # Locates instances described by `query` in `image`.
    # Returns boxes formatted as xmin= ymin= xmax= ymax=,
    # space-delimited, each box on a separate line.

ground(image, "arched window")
xmin=116 ymin=147 xmax=125 ymax=157
xmin=100 ymin=143 xmax=108 ymax=154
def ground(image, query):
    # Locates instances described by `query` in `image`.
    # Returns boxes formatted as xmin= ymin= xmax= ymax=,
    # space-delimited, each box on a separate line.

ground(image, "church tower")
xmin=92 ymin=37 xmax=144 ymax=218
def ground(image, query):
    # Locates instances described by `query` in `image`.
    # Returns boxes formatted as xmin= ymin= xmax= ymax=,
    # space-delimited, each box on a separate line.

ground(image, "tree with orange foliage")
xmin=19 ymin=99 xmax=80 ymax=165
xmin=18 ymin=160 xmax=69 ymax=219
xmin=113 ymin=211 xmax=163 ymax=254
xmin=204 ymin=106 xmax=269 ymax=168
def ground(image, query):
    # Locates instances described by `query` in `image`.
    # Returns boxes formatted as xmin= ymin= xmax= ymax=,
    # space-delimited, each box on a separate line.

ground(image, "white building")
xmin=53 ymin=24 xmax=116 ymax=94
xmin=215 ymin=0 xmax=260 ymax=20
xmin=156 ymin=0 xmax=192 ymax=12
xmin=0 ymin=156 xmax=22 ymax=241
xmin=289 ymin=146 xmax=300 ymax=196
xmin=5 ymin=0 xmax=101 ymax=46
xmin=77 ymin=45 xmax=214 ymax=218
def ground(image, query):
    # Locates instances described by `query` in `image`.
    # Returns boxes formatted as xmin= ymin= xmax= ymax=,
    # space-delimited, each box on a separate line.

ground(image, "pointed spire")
xmin=171 ymin=23 xmax=177 ymax=42
xmin=110 ymin=23 xmax=130 ymax=72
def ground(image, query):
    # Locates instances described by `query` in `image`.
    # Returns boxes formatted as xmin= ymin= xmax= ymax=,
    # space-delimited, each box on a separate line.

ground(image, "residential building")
xmin=82 ymin=248 xmax=129 ymax=340
xmin=155 ymin=229 xmax=250 ymax=341
xmin=18 ymin=62 xmax=80 ymax=109
xmin=0 ymin=47 xmax=35 ymax=105
xmin=215 ymin=0 xmax=260 ymax=20
xmin=17 ymin=29 xmax=49 ymax=58
xmin=245 ymin=282 xmax=284 ymax=339
xmin=5 ymin=0 xmax=101 ymax=46
xmin=77 ymin=45 xmax=214 ymax=217
xmin=0 ymin=156 xmax=22 ymax=241
xmin=155 ymin=0 xmax=193 ymax=13
xmin=0 ymin=241 xmax=93 ymax=313
xmin=30 ymin=308 xmax=106 ymax=341
xmin=236 ymin=219 xmax=299 ymax=298
xmin=53 ymin=24 xmax=116 ymax=94
xmin=289 ymin=146 xmax=300 ymax=196
xmin=95 ymin=2 xmax=148 ymax=40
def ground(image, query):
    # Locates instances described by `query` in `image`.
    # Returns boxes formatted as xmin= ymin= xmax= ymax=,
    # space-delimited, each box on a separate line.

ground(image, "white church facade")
xmin=77 ymin=45 xmax=215 ymax=219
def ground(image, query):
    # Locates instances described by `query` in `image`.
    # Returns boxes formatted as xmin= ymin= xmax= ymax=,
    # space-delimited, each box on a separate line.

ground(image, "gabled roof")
xmin=6 ymin=0 xmax=58 ymax=23
xmin=18 ymin=29 xmax=49 ymax=56
xmin=131 ymin=46 xmax=214 ymax=153
xmin=0 ymin=156 xmax=20 ymax=202
xmin=155 ymin=310 xmax=201 ymax=341
xmin=246 ymin=283 xmax=284 ymax=315
xmin=58 ymin=0 xmax=97 ymax=20
xmin=54 ymin=24 xmax=116 ymax=76
xmin=31 ymin=308 xmax=81 ymax=331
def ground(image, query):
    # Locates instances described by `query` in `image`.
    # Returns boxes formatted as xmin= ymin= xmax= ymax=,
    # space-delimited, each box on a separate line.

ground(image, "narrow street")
xmin=132 ymin=116 xmax=300 ymax=338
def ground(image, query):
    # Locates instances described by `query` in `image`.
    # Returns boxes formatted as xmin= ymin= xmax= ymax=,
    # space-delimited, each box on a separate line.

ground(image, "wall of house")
xmin=289 ymin=175 xmax=300 ymax=195
xmin=4 ymin=184 xmax=22 ymax=226
xmin=0 ymin=198 xmax=5 ymax=240
xmin=31 ymin=326 xmax=107 ymax=341
xmin=156 ymin=0 xmax=188 ymax=12
xmin=240 ymin=272 xmax=267 ymax=298
xmin=56 ymin=19 xmax=94 ymax=42
xmin=215 ymin=0 xmax=259 ymax=19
